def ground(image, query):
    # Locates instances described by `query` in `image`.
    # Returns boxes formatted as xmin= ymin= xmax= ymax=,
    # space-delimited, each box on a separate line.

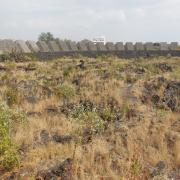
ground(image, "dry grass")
xmin=0 ymin=56 xmax=180 ymax=179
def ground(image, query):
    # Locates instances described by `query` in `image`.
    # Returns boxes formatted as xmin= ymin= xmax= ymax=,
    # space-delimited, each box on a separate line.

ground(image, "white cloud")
xmin=0 ymin=0 xmax=179 ymax=42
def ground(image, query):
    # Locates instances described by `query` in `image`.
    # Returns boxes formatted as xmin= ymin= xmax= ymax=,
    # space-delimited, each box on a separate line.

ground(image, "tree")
xmin=38 ymin=32 xmax=55 ymax=42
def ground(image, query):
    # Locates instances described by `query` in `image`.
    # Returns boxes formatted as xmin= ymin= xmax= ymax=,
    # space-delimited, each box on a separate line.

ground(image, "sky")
xmin=0 ymin=0 xmax=180 ymax=42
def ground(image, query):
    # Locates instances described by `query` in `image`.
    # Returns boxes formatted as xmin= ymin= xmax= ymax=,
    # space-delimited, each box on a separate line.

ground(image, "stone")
xmin=169 ymin=42 xmax=179 ymax=51
xmin=115 ymin=42 xmax=125 ymax=51
xmin=40 ymin=130 xmax=50 ymax=144
xmin=52 ymin=135 xmax=73 ymax=144
xmin=160 ymin=42 xmax=169 ymax=51
xmin=0 ymin=39 xmax=18 ymax=53
xmin=36 ymin=158 xmax=73 ymax=180
xmin=125 ymin=42 xmax=134 ymax=51
xmin=26 ymin=96 xmax=37 ymax=104
xmin=26 ymin=40 xmax=40 ymax=52
xmin=150 ymin=161 xmax=166 ymax=177
xmin=86 ymin=41 xmax=97 ymax=51
xmin=96 ymin=42 xmax=107 ymax=51
xmin=106 ymin=42 xmax=116 ymax=51
xmin=77 ymin=60 xmax=86 ymax=69
xmin=77 ymin=42 xmax=88 ymax=51
xmin=56 ymin=40 xmax=69 ymax=51
xmin=135 ymin=42 xmax=144 ymax=51
xmin=145 ymin=42 xmax=156 ymax=51
xmin=48 ymin=41 xmax=60 ymax=52
xmin=15 ymin=40 xmax=31 ymax=53
xmin=36 ymin=41 xmax=50 ymax=52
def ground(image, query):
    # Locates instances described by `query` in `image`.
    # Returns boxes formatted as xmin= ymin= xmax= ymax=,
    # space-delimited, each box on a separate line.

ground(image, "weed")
xmin=54 ymin=84 xmax=75 ymax=104
xmin=0 ymin=103 xmax=27 ymax=170
xmin=124 ymin=74 xmax=137 ymax=84
xmin=63 ymin=66 xmax=74 ymax=78
xmin=5 ymin=87 xmax=20 ymax=107
xmin=131 ymin=159 xmax=142 ymax=176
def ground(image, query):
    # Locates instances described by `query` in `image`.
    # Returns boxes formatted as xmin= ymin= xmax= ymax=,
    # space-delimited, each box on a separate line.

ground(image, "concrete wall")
xmin=0 ymin=39 xmax=180 ymax=59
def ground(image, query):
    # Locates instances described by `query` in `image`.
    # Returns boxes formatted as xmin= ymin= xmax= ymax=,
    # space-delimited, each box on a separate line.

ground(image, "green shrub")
xmin=99 ymin=107 xmax=114 ymax=122
xmin=63 ymin=66 xmax=73 ymax=78
xmin=0 ymin=103 xmax=27 ymax=170
xmin=131 ymin=159 xmax=142 ymax=175
xmin=5 ymin=87 xmax=19 ymax=107
xmin=124 ymin=74 xmax=137 ymax=84
xmin=4 ymin=60 xmax=16 ymax=70
xmin=74 ymin=111 xmax=105 ymax=135
xmin=54 ymin=84 xmax=75 ymax=104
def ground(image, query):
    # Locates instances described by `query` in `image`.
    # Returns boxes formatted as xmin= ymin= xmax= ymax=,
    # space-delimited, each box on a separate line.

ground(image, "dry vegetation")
xmin=0 ymin=55 xmax=179 ymax=180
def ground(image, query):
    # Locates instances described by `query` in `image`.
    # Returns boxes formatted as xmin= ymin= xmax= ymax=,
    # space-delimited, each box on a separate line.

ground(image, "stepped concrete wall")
xmin=0 ymin=39 xmax=180 ymax=59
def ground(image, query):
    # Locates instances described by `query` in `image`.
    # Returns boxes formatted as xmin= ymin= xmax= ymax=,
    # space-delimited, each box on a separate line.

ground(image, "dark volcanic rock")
xmin=150 ymin=161 xmax=166 ymax=177
xmin=40 ymin=130 xmax=50 ymax=144
xmin=36 ymin=158 xmax=73 ymax=180
xmin=156 ymin=63 xmax=172 ymax=72
xmin=142 ymin=77 xmax=180 ymax=112
xmin=52 ymin=135 xmax=73 ymax=144
xmin=163 ymin=81 xmax=180 ymax=111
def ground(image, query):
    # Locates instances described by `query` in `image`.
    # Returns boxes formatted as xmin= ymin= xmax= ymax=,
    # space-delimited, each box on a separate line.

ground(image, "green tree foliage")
xmin=38 ymin=32 xmax=55 ymax=43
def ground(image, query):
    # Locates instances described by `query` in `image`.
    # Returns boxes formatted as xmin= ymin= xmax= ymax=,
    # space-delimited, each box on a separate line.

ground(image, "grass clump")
xmin=71 ymin=104 xmax=105 ymax=134
xmin=54 ymin=84 xmax=75 ymax=104
xmin=63 ymin=66 xmax=74 ymax=78
xmin=75 ymin=111 xmax=105 ymax=135
xmin=5 ymin=87 xmax=20 ymax=107
xmin=0 ymin=103 xmax=27 ymax=170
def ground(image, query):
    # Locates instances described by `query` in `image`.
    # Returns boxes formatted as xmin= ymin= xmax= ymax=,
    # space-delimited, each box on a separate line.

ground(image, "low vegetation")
xmin=0 ymin=56 xmax=179 ymax=179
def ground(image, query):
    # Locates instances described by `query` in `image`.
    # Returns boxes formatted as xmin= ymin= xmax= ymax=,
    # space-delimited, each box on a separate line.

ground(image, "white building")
xmin=92 ymin=36 xmax=106 ymax=45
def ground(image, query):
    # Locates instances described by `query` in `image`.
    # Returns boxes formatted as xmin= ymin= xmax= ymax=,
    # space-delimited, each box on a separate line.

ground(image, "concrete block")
xmin=96 ymin=42 xmax=107 ymax=51
xmin=0 ymin=39 xmax=18 ymax=53
xmin=106 ymin=42 xmax=116 ymax=51
xmin=135 ymin=42 xmax=144 ymax=51
xmin=37 ymin=41 xmax=50 ymax=52
xmin=48 ymin=41 xmax=60 ymax=52
xmin=169 ymin=42 xmax=179 ymax=50
xmin=26 ymin=41 xmax=40 ymax=52
xmin=125 ymin=42 xmax=134 ymax=51
xmin=159 ymin=42 xmax=168 ymax=51
xmin=115 ymin=42 xmax=125 ymax=51
xmin=15 ymin=40 xmax=31 ymax=53
xmin=77 ymin=42 xmax=88 ymax=51
xmin=86 ymin=42 xmax=97 ymax=51
xmin=56 ymin=40 xmax=69 ymax=51
xmin=67 ymin=41 xmax=78 ymax=51
xmin=145 ymin=42 xmax=156 ymax=51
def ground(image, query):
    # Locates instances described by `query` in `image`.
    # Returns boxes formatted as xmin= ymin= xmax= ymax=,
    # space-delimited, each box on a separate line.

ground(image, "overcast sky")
xmin=0 ymin=0 xmax=180 ymax=42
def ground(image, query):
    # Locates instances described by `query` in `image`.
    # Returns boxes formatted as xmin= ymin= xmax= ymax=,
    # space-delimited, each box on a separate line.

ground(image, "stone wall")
xmin=0 ymin=39 xmax=180 ymax=59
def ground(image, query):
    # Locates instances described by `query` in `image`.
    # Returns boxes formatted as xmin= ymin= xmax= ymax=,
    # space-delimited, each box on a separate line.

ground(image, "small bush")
xmin=54 ymin=84 xmax=75 ymax=104
xmin=131 ymin=159 xmax=142 ymax=176
xmin=0 ymin=103 xmax=27 ymax=170
xmin=74 ymin=110 xmax=105 ymax=135
xmin=124 ymin=74 xmax=137 ymax=84
xmin=5 ymin=87 xmax=20 ymax=107
xmin=63 ymin=66 xmax=73 ymax=78
xmin=4 ymin=60 xmax=16 ymax=70
xmin=99 ymin=107 xmax=114 ymax=122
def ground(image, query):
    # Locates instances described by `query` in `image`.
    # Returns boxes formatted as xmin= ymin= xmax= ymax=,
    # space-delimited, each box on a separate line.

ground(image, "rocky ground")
xmin=0 ymin=55 xmax=179 ymax=180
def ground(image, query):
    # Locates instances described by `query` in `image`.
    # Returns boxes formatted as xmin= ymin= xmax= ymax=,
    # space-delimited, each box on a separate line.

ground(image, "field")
xmin=0 ymin=55 xmax=179 ymax=180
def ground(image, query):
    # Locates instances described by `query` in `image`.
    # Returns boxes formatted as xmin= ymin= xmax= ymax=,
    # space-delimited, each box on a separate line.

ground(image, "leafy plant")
xmin=54 ymin=84 xmax=75 ymax=104
xmin=0 ymin=103 xmax=27 ymax=170
xmin=131 ymin=159 xmax=142 ymax=175
xmin=5 ymin=87 xmax=20 ymax=107
xmin=74 ymin=110 xmax=105 ymax=135
xmin=63 ymin=66 xmax=74 ymax=78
